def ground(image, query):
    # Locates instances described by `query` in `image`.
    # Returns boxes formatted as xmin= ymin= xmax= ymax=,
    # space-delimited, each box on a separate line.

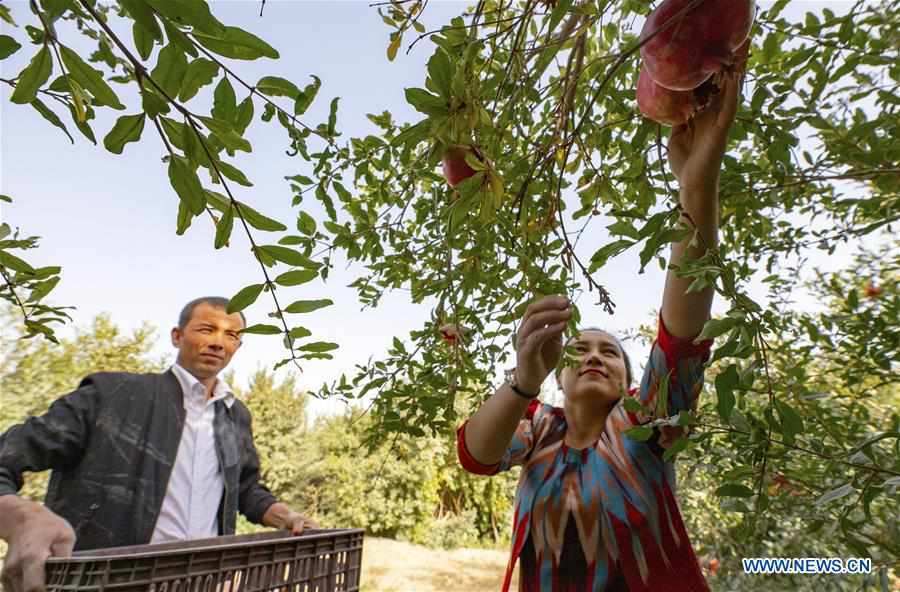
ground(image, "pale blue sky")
xmin=0 ymin=1 xmax=876 ymax=417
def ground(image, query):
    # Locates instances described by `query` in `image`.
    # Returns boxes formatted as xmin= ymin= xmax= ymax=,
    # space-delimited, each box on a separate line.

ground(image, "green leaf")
xmin=274 ymin=269 xmax=317 ymax=287
xmin=0 ymin=249 xmax=36 ymax=273
xmin=294 ymin=75 xmax=321 ymax=116
xmin=296 ymin=210 xmax=317 ymax=235
xmin=715 ymin=364 xmax=739 ymax=423
xmin=167 ymin=155 xmax=206 ymax=215
xmin=588 ymin=240 xmax=634 ymax=272
xmin=10 ymin=46 xmax=52 ymax=104
xmin=661 ymin=435 xmax=688 ymax=461
xmin=161 ymin=19 xmax=198 ymax=57
xmin=715 ymin=484 xmax=755 ymax=498
xmin=193 ymin=26 xmax=279 ymax=60
xmin=30 ymin=99 xmax=73 ymax=143
xmin=289 ymin=326 xmax=312 ymax=339
xmin=259 ymin=245 xmax=316 ymax=267
xmin=68 ymin=103 xmax=97 ymax=143
xmin=121 ymin=0 xmax=162 ymax=40
xmin=391 ymin=119 xmax=428 ymax=147
xmin=145 ymin=0 xmax=225 ymax=36
xmin=141 ymin=88 xmax=169 ymax=118
xmin=257 ymin=75 xmax=300 ymax=99
xmin=214 ymin=205 xmax=233 ymax=249
xmin=215 ymin=160 xmax=252 ymax=187
xmin=235 ymin=96 xmax=254 ymax=134
xmin=42 ymin=0 xmax=72 ymax=20
xmin=0 ymin=195 xmax=11 ymax=203
xmin=694 ymin=316 xmax=738 ymax=344
xmin=159 ymin=116 xmax=187 ymax=150
xmin=178 ymin=58 xmax=218 ymax=102
xmin=175 ymin=194 xmax=192 ymax=235
xmin=151 ymin=43 xmax=187 ymax=99
xmin=198 ymin=116 xmax=251 ymax=152
xmin=327 ymin=97 xmax=339 ymax=136
xmin=133 ymin=23 xmax=155 ymax=61
xmin=0 ymin=34 xmax=21 ymax=60
xmin=622 ymin=396 xmax=645 ymax=414
xmin=234 ymin=201 xmax=285 ymax=231
xmin=775 ymin=400 xmax=805 ymax=442
xmin=212 ymin=76 xmax=236 ymax=123
xmin=815 ymin=483 xmax=854 ymax=506
xmin=624 ymin=425 xmax=654 ymax=442
xmin=426 ymin=48 xmax=453 ymax=98
xmin=26 ymin=276 xmax=60 ymax=303
xmin=240 ymin=323 xmax=282 ymax=335
xmin=59 ymin=45 xmax=124 ymax=109
xmin=386 ymin=32 xmax=401 ymax=62
xmin=655 ymin=370 xmax=670 ymax=418
xmin=404 ymin=87 xmax=447 ymax=116
xmin=315 ymin=183 xmax=337 ymax=220
xmin=298 ymin=341 xmax=339 ymax=353
xmin=284 ymin=299 xmax=333 ymax=314
xmin=227 ymin=283 xmax=265 ymax=313
xmin=103 ymin=113 xmax=145 ymax=154
xmin=0 ymin=5 xmax=14 ymax=26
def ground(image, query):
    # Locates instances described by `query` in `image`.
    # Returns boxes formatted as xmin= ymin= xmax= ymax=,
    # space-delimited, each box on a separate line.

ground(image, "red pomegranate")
xmin=640 ymin=0 xmax=755 ymax=91
xmin=864 ymin=282 xmax=883 ymax=298
xmin=441 ymin=145 xmax=481 ymax=188
xmin=637 ymin=65 xmax=719 ymax=126
xmin=439 ymin=323 xmax=469 ymax=344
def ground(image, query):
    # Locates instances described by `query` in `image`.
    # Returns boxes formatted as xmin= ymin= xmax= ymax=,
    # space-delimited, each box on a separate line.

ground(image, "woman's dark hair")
xmin=556 ymin=327 xmax=634 ymax=387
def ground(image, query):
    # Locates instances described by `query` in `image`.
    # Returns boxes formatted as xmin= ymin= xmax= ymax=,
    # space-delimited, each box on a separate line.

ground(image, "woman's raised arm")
xmin=661 ymin=73 xmax=743 ymax=339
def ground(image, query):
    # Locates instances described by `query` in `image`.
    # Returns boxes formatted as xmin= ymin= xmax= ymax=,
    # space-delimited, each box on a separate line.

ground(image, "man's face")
xmin=558 ymin=330 xmax=629 ymax=407
xmin=171 ymin=302 xmax=244 ymax=381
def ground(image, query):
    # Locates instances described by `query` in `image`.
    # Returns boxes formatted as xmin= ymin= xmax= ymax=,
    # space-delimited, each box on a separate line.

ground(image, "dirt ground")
xmin=360 ymin=536 xmax=518 ymax=592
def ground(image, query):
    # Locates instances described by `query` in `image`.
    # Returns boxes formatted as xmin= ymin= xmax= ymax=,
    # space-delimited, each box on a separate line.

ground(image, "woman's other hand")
xmin=514 ymin=295 xmax=572 ymax=394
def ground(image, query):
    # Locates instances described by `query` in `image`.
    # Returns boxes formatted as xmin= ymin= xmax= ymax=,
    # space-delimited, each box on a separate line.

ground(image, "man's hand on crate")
xmin=261 ymin=502 xmax=319 ymax=535
xmin=0 ymin=496 xmax=75 ymax=592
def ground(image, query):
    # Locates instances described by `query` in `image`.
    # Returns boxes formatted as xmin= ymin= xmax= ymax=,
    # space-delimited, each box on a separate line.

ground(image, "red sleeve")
xmin=456 ymin=421 xmax=501 ymax=475
xmin=456 ymin=399 xmax=541 ymax=476
xmin=656 ymin=314 xmax=713 ymax=363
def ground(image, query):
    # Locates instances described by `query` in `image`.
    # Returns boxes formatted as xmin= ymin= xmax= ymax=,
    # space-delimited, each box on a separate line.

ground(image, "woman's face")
xmin=558 ymin=330 xmax=628 ymax=406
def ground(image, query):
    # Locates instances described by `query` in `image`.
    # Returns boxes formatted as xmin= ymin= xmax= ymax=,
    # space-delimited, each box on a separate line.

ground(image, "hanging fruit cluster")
xmin=636 ymin=0 xmax=755 ymax=126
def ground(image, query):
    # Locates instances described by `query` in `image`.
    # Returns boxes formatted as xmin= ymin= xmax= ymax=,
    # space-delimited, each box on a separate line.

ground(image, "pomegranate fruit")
xmin=864 ymin=282 xmax=883 ymax=298
xmin=439 ymin=323 xmax=469 ymax=344
xmin=637 ymin=66 xmax=690 ymax=125
xmin=639 ymin=0 xmax=755 ymax=91
xmin=637 ymin=65 xmax=718 ymax=126
xmin=441 ymin=145 xmax=482 ymax=188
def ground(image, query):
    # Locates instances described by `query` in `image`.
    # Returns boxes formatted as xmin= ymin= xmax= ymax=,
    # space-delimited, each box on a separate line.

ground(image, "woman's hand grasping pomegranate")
xmin=667 ymin=70 xmax=743 ymax=193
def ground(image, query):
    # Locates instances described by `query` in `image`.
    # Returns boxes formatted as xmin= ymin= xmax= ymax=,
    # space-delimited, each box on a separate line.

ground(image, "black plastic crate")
xmin=44 ymin=528 xmax=364 ymax=591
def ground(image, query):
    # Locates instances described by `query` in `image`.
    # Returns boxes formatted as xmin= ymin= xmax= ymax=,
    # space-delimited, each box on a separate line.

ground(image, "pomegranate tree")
xmin=637 ymin=0 xmax=754 ymax=125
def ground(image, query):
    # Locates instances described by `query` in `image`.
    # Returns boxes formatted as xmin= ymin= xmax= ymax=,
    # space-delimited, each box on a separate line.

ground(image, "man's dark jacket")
xmin=0 ymin=370 xmax=277 ymax=550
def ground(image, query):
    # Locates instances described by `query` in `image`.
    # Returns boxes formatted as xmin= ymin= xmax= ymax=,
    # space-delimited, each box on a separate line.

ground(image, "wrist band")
xmin=508 ymin=382 xmax=539 ymax=400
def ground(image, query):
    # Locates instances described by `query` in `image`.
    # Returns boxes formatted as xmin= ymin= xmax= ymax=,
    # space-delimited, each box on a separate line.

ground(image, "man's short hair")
xmin=177 ymin=297 xmax=246 ymax=330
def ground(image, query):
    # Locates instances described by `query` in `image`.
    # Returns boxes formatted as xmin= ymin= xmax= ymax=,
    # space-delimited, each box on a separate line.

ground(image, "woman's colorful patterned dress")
xmin=457 ymin=316 xmax=713 ymax=592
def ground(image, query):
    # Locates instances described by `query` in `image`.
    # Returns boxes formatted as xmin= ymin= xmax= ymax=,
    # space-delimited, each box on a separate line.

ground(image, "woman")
xmin=456 ymin=75 xmax=743 ymax=592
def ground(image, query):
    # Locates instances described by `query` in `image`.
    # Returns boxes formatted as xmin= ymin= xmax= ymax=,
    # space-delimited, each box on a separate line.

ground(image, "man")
xmin=0 ymin=297 xmax=316 ymax=592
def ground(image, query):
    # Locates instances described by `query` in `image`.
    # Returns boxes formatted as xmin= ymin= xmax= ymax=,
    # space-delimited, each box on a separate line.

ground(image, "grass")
xmin=360 ymin=536 xmax=518 ymax=592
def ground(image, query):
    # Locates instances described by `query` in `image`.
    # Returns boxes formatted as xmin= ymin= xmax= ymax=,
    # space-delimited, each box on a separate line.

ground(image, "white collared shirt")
xmin=150 ymin=364 xmax=235 ymax=543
